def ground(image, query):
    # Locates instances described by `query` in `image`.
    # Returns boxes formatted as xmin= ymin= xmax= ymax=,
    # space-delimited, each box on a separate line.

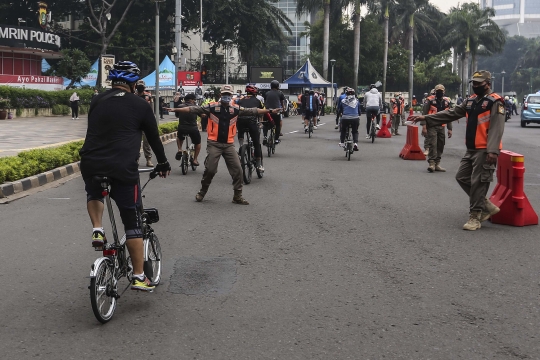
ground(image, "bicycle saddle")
xmin=92 ymin=175 xmax=111 ymax=186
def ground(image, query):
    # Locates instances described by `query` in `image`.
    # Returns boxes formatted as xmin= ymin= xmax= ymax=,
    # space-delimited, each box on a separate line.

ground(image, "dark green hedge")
xmin=0 ymin=121 xmax=179 ymax=184
xmin=0 ymin=86 xmax=94 ymax=109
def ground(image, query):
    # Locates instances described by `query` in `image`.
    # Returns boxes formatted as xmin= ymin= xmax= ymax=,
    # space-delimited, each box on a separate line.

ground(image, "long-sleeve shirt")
xmin=421 ymin=97 xmax=453 ymax=131
xmin=423 ymin=90 xmax=505 ymax=154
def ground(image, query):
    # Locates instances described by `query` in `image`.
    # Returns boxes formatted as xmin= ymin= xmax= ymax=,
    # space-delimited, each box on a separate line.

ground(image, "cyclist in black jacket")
xmin=79 ymin=61 xmax=171 ymax=292
xmin=237 ymin=85 xmax=265 ymax=172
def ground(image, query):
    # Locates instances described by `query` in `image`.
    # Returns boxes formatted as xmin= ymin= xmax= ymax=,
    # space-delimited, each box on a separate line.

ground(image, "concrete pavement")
xmin=1 ymin=115 xmax=540 ymax=359
xmin=0 ymin=114 xmax=179 ymax=158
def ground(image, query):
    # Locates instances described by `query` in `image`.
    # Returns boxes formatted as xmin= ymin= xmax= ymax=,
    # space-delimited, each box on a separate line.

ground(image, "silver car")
xmin=521 ymin=94 xmax=540 ymax=127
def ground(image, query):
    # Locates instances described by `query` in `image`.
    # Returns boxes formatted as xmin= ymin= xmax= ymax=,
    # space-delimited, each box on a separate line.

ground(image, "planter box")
xmin=6 ymin=108 xmax=53 ymax=118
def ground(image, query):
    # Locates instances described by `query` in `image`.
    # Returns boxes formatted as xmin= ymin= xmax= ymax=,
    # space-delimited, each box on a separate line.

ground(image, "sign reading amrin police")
xmin=0 ymin=25 xmax=61 ymax=52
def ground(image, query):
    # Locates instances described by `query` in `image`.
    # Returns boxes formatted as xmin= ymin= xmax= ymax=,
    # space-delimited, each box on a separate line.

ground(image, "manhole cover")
xmin=168 ymin=257 xmax=237 ymax=295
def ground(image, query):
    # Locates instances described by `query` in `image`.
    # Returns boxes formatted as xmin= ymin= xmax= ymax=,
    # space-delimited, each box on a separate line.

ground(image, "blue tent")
xmin=142 ymin=56 xmax=176 ymax=89
xmin=284 ymin=59 xmax=336 ymax=88
xmin=63 ymin=59 xmax=99 ymax=88
xmin=42 ymin=59 xmax=51 ymax=73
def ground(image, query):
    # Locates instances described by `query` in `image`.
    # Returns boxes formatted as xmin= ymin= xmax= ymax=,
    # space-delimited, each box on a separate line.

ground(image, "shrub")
xmin=52 ymin=104 xmax=70 ymax=115
xmin=0 ymin=86 xmax=94 ymax=109
xmin=0 ymin=124 xmax=178 ymax=184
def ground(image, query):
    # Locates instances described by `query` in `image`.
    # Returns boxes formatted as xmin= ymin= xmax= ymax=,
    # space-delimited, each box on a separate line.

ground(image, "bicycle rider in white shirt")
xmin=363 ymin=84 xmax=382 ymax=139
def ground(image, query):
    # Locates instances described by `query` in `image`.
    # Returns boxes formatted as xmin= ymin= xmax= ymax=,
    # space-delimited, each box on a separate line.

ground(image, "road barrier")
xmin=399 ymin=125 xmax=426 ymax=160
xmin=490 ymin=151 xmax=538 ymax=226
xmin=377 ymin=114 xmax=391 ymax=138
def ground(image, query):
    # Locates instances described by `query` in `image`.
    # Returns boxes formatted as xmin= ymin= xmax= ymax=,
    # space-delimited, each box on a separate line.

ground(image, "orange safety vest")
xmin=391 ymin=98 xmax=402 ymax=114
xmin=464 ymin=93 xmax=503 ymax=150
xmin=206 ymin=102 xmax=240 ymax=144
xmin=427 ymin=95 xmax=451 ymax=127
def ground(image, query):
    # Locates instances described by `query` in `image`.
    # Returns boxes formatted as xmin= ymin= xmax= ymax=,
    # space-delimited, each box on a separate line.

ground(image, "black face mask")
xmin=472 ymin=85 xmax=487 ymax=96
xmin=136 ymin=85 xmax=145 ymax=93
xmin=436 ymin=91 xmax=444 ymax=99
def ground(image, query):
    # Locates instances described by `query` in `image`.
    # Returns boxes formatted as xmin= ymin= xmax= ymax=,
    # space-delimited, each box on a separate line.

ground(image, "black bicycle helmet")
xmin=346 ymin=88 xmax=356 ymax=95
xmin=184 ymin=93 xmax=196 ymax=101
xmin=108 ymin=61 xmax=141 ymax=83
xmin=270 ymin=80 xmax=279 ymax=89
xmin=369 ymin=84 xmax=376 ymax=89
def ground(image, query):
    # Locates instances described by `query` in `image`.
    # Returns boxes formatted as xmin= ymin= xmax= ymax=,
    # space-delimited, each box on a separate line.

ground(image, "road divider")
xmin=399 ymin=125 xmax=426 ymax=160
xmin=377 ymin=114 xmax=391 ymax=138
xmin=489 ymin=151 xmax=538 ymax=226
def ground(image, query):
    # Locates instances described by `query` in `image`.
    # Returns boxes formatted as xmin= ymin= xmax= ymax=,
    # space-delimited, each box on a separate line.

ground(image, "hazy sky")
xmin=432 ymin=0 xmax=480 ymax=13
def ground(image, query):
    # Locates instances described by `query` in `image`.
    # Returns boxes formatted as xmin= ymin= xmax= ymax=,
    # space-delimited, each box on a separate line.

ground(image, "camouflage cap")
xmin=221 ymin=85 xmax=233 ymax=94
xmin=434 ymin=84 xmax=445 ymax=91
xmin=136 ymin=79 xmax=145 ymax=86
xmin=470 ymin=70 xmax=491 ymax=83
xmin=430 ymin=89 xmax=435 ymax=94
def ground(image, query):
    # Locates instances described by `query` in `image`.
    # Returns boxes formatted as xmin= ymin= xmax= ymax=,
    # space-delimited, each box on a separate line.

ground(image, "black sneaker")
xmin=262 ymin=137 xmax=267 ymax=145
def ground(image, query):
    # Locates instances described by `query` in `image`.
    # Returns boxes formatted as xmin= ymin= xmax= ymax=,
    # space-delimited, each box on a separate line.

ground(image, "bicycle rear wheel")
xmin=90 ymin=258 xmax=117 ymax=324
xmin=144 ymin=232 xmax=162 ymax=285
xmin=347 ymin=143 xmax=352 ymax=161
xmin=370 ymin=122 xmax=376 ymax=143
xmin=240 ymin=144 xmax=252 ymax=184
xmin=267 ymin=132 xmax=274 ymax=157
xmin=256 ymin=146 xmax=264 ymax=179
xmin=308 ymin=121 xmax=313 ymax=138
xmin=190 ymin=152 xmax=196 ymax=171
xmin=271 ymin=131 xmax=276 ymax=154
xmin=181 ymin=153 xmax=188 ymax=175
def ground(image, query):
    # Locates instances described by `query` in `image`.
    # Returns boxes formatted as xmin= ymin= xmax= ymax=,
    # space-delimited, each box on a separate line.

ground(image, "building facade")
xmin=481 ymin=0 xmax=540 ymax=38
xmin=273 ymin=0 xmax=311 ymax=77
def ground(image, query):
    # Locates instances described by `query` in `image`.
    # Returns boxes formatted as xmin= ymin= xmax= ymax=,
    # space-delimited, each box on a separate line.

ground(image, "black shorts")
xmin=84 ymin=177 xmax=142 ymax=240
xmin=177 ymin=126 xmax=201 ymax=145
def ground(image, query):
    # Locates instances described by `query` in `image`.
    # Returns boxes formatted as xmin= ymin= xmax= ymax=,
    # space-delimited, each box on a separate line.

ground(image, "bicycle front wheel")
xmin=347 ymin=144 xmax=352 ymax=161
xmin=90 ymin=258 xmax=117 ymax=324
xmin=240 ymin=144 xmax=252 ymax=184
xmin=256 ymin=146 xmax=264 ymax=179
xmin=144 ymin=232 xmax=162 ymax=285
xmin=308 ymin=123 xmax=313 ymax=138
xmin=181 ymin=153 xmax=188 ymax=175
xmin=190 ymin=153 xmax=197 ymax=171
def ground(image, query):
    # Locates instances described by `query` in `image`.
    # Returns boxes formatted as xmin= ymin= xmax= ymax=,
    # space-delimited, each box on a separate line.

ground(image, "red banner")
xmin=177 ymin=71 xmax=202 ymax=87
xmin=0 ymin=74 xmax=63 ymax=85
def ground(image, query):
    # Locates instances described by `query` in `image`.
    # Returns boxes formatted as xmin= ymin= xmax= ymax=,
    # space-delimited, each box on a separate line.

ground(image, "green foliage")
xmin=413 ymin=51 xmax=461 ymax=96
xmin=0 ymin=98 xmax=11 ymax=110
xmin=0 ymin=87 xmax=94 ymax=109
xmin=0 ymin=123 xmax=179 ymax=184
xmin=52 ymin=104 xmax=71 ymax=115
xmin=48 ymin=49 xmax=92 ymax=88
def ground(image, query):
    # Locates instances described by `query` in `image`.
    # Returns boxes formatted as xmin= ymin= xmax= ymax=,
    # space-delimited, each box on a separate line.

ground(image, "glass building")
xmin=481 ymin=0 xmax=540 ymax=38
xmin=273 ymin=0 xmax=311 ymax=76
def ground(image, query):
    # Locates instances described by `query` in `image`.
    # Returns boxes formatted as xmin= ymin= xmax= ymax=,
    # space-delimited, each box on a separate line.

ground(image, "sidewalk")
xmin=0 ymin=114 xmax=178 ymax=158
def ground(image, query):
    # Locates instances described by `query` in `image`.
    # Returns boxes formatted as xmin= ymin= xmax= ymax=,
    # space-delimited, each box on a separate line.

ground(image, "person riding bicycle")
xmin=237 ymin=85 xmax=265 ymax=173
xmin=300 ymin=89 xmax=309 ymax=124
xmin=168 ymin=85 xmax=280 ymax=204
xmin=264 ymin=80 xmax=285 ymax=143
xmin=79 ymin=60 xmax=171 ymax=292
xmin=135 ymin=79 xmax=155 ymax=167
xmin=174 ymin=93 xmax=202 ymax=167
xmin=335 ymin=88 xmax=348 ymax=129
xmin=364 ymin=84 xmax=383 ymax=138
xmin=337 ymin=88 xmax=361 ymax=151
xmin=304 ymin=90 xmax=319 ymax=132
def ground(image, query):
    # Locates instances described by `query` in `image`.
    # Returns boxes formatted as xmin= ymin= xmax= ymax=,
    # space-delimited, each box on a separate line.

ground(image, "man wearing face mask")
xmin=421 ymin=84 xmax=453 ymax=172
xmin=410 ymin=70 xmax=505 ymax=231
xmin=168 ymin=85 xmax=280 ymax=204
xmin=135 ymin=80 xmax=155 ymax=167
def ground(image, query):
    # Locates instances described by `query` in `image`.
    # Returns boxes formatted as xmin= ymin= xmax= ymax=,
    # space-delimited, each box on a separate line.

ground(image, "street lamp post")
xmin=153 ymin=0 xmax=165 ymax=122
xmin=175 ymin=0 xmax=182 ymax=92
xmin=501 ymin=70 xmax=506 ymax=98
xmin=330 ymin=59 xmax=336 ymax=114
xmin=225 ymin=39 xmax=232 ymax=85
xmin=200 ymin=0 xmax=203 ymax=72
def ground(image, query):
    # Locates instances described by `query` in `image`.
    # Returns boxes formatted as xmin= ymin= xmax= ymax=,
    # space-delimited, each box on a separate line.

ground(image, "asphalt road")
xmin=1 ymin=114 xmax=540 ymax=359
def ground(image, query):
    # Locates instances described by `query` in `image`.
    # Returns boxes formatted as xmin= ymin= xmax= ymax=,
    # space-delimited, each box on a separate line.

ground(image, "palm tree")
xmin=392 ymin=0 xmax=443 ymax=105
xmin=370 ymin=0 xmax=395 ymax=105
xmin=443 ymin=3 xmax=505 ymax=97
xmin=297 ymin=0 xmax=331 ymax=79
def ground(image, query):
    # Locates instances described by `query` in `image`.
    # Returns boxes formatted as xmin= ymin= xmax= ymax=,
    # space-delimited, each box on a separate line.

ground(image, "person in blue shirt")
xmin=303 ymin=90 xmax=319 ymax=132
xmin=335 ymin=88 xmax=349 ymax=129
xmin=337 ymin=88 xmax=362 ymax=151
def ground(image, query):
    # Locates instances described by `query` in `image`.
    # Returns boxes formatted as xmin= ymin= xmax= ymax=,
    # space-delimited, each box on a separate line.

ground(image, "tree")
xmin=48 ymin=49 xmax=92 ymax=88
xmin=392 ymin=0 xmax=443 ymax=105
xmin=86 ymin=0 xmax=136 ymax=55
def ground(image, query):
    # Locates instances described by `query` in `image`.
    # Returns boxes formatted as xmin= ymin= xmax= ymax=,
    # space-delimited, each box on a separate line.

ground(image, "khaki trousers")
xmin=455 ymin=150 xmax=496 ymax=212
xmin=427 ymin=125 xmax=445 ymax=162
xmin=142 ymin=132 xmax=152 ymax=159
xmin=201 ymin=140 xmax=243 ymax=191
xmin=391 ymin=114 xmax=401 ymax=133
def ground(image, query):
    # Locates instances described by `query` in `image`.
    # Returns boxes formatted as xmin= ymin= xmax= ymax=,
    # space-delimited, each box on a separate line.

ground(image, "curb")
xmin=0 ymin=131 xmax=178 ymax=199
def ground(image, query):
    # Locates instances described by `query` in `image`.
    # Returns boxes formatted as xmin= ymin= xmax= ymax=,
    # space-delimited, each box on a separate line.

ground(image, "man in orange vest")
xmin=411 ymin=70 xmax=506 ymax=231
xmin=421 ymin=84 xmax=453 ymax=173
xmin=390 ymin=92 xmax=404 ymax=135
xmin=169 ymin=85 xmax=280 ymax=204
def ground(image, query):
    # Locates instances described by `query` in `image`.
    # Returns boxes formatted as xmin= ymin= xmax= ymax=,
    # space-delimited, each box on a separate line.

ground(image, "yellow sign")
xmin=38 ymin=2 xmax=48 ymax=29
xmin=260 ymin=72 xmax=274 ymax=79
